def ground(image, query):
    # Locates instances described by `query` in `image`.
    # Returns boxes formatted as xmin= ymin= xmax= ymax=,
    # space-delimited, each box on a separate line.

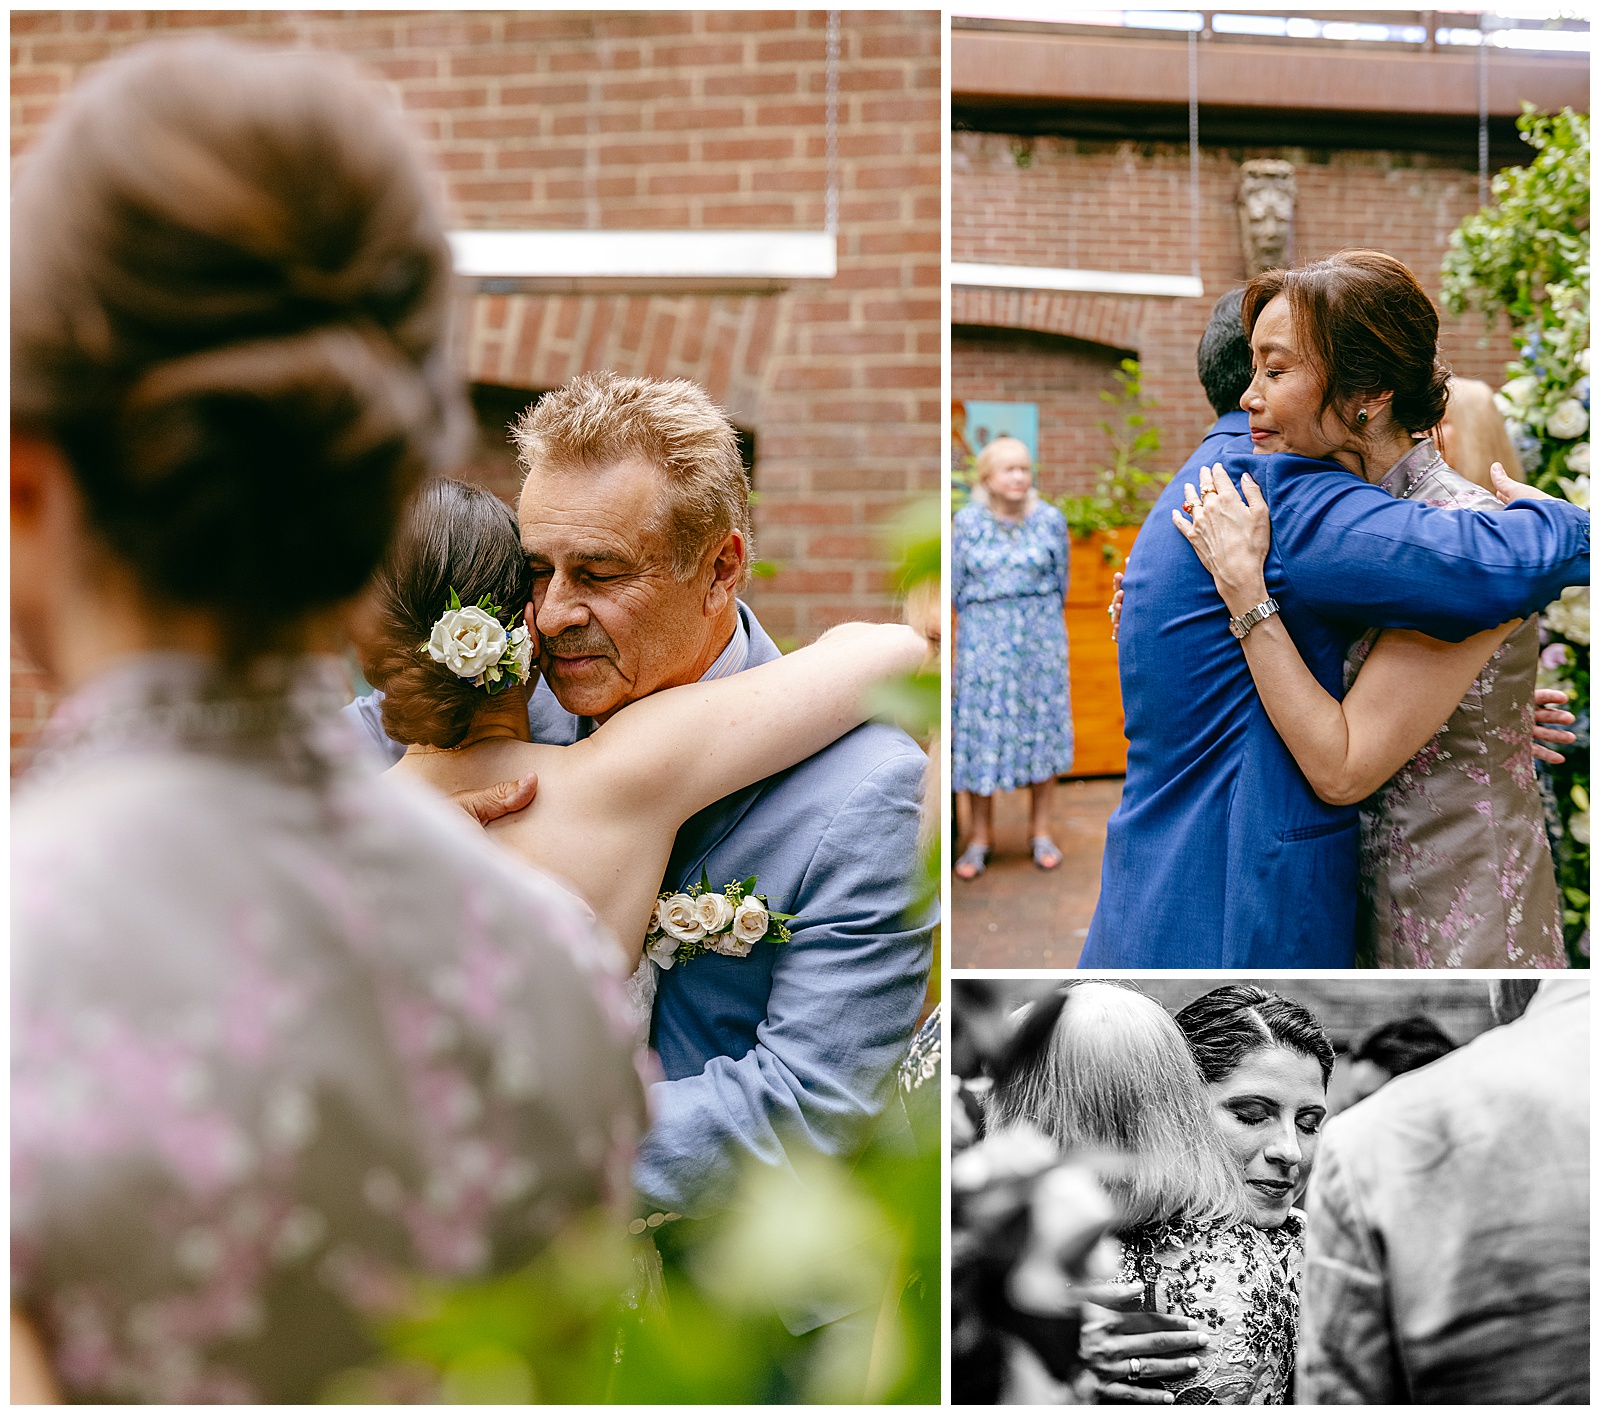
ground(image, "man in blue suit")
xmin=345 ymin=373 xmax=933 ymax=1248
xmin=1083 ymin=292 xmax=1590 ymax=968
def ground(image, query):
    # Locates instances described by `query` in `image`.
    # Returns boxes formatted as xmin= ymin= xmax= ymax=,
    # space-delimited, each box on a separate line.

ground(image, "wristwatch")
xmin=1229 ymin=597 xmax=1280 ymax=641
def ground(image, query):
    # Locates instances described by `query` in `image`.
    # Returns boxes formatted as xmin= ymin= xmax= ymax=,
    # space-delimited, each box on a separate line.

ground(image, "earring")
xmin=1356 ymin=408 xmax=1370 ymax=425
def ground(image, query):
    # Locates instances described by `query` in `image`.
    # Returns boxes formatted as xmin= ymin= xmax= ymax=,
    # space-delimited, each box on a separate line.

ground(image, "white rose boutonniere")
xmin=643 ymin=870 xmax=796 ymax=968
xmin=658 ymin=893 xmax=707 ymax=944
xmin=693 ymin=892 xmax=736 ymax=934
xmin=422 ymin=589 xmax=535 ymax=695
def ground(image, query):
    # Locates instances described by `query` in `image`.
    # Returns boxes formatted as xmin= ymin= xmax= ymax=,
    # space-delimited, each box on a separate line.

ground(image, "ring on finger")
xmin=1128 ymin=1356 xmax=1143 ymax=1381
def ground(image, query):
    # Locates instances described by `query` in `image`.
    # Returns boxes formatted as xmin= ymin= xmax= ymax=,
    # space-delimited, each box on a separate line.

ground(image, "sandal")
xmin=1031 ymin=836 xmax=1062 ymax=871
xmin=955 ymin=842 xmax=991 ymax=880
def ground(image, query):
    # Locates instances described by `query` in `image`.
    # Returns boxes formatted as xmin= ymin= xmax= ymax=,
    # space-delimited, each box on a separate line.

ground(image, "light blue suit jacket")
xmin=343 ymin=602 xmax=934 ymax=1221
xmin=1084 ymin=412 xmax=1591 ymax=969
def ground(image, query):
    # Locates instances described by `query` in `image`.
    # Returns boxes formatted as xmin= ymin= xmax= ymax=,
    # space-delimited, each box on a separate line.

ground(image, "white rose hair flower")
xmin=642 ymin=870 xmax=796 ymax=969
xmin=423 ymin=589 xmax=533 ymax=694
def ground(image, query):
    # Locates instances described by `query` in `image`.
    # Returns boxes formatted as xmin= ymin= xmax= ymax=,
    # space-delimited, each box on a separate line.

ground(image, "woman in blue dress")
xmin=952 ymin=437 xmax=1074 ymax=878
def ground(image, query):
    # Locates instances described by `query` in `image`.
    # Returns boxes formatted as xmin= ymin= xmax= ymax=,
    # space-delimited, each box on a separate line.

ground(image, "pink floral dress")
xmin=1345 ymin=441 xmax=1566 ymax=968
xmin=12 ymin=654 xmax=646 ymax=1402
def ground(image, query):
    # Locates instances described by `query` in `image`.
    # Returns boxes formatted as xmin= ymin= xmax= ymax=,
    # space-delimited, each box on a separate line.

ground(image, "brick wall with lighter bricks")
xmin=10 ymin=8 xmax=939 ymax=772
xmin=953 ymin=129 xmax=1518 ymax=500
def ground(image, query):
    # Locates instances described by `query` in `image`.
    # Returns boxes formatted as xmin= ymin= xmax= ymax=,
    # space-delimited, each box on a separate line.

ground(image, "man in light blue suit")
xmin=346 ymin=374 xmax=933 ymax=1250
xmin=1084 ymin=292 xmax=1590 ymax=969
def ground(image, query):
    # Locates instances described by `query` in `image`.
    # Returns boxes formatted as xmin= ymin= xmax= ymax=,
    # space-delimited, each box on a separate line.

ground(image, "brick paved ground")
xmin=950 ymin=776 xmax=1121 ymax=969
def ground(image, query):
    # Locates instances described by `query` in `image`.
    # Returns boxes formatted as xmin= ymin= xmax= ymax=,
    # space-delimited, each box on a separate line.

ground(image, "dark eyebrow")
xmin=1225 ymin=1093 xmax=1278 ymax=1107
xmin=1254 ymin=340 xmax=1293 ymax=358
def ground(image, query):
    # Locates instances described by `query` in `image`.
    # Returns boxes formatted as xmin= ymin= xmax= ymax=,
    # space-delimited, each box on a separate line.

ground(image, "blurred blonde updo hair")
xmin=1436 ymin=377 xmax=1523 ymax=493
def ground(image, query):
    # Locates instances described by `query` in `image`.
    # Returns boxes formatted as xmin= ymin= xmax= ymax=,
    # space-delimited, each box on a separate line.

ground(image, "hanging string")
xmin=826 ymin=10 xmax=840 ymax=237
xmin=1188 ymin=25 xmax=1202 ymax=286
xmin=1477 ymin=14 xmax=1490 ymax=208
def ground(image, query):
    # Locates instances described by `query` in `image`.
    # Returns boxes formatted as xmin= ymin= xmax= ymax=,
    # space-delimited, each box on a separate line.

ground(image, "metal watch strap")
xmin=1229 ymin=597 xmax=1280 ymax=640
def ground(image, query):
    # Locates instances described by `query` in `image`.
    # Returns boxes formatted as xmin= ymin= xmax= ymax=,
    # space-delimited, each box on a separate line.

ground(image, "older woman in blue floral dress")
xmin=952 ymin=437 xmax=1074 ymax=878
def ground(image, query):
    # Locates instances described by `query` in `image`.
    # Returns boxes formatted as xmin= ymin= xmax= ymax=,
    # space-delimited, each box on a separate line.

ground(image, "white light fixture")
xmin=449 ymin=229 xmax=838 ymax=295
xmin=953 ymin=261 xmax=1204 ymax=299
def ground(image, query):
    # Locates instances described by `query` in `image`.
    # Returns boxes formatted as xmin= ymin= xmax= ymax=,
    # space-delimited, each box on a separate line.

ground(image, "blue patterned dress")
xmin=952 ymin=500 xmax=1074 ymax=794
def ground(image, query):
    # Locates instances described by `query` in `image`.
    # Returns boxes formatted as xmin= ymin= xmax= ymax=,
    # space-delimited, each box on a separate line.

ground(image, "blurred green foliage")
xmin=1441 ymin=105 xmax=1590 ymax=964
xmin=325 ymin=1097 xmax=940 ymax=1404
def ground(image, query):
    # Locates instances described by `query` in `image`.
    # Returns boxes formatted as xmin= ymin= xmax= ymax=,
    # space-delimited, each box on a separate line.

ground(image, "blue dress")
xmin=951 ymin=499 xmax=1074 ymax=795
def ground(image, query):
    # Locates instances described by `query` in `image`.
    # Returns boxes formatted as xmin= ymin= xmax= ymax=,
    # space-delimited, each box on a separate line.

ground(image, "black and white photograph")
xmin=952 ymin=975 xmax=1590 ymax=1404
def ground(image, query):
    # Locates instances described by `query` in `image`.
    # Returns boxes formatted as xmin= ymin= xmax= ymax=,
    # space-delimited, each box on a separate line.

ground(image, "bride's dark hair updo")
xmin=11 ymin=37 xmax=467 ymax=650
xmin=363 ymin=480 xmax=533 ymax=749
xmin=1242 ymin=249 xmax=1452 ymax=440
xmin=1173 ymin=985 xmax=1336 ymax=1089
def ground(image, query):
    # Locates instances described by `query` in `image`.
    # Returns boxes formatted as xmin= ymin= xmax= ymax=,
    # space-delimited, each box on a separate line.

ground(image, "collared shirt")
xmin=1377 ymin=436 xmax=1448 ymax=500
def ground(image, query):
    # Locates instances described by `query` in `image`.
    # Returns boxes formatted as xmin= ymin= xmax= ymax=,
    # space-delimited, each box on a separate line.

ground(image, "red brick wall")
xmin=952 ymin=129 xmax=1518 ymax=487
xmin=952 ymin=332 xmax=1130 ymax=500
xmin=10 ymin=9 xmax=939 ymax=772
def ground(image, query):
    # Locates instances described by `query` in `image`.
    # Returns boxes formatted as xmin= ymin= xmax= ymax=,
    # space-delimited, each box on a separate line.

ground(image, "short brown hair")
xmin=11 ymin=37 xmax=465 ymax=649
xmin=1243 ymin=249 xmax=1451 ymax=453
xmin=513 ymin=372 xmax=752 ymax=584
xmin=362 ymin=480 xmax=532 ymax=749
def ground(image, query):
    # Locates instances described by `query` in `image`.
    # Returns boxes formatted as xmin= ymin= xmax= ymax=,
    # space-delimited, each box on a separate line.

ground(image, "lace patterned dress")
xmin=1345 ymin=441 xmax=1566 ymax=969
xmin=12 ymin=654 xmax=646 ymax=1403
xmin=1118 ymin=1214 xmax=1304 ymax=1405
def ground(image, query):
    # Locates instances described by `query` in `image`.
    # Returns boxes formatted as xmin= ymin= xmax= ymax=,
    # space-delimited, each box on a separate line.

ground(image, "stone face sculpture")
xmin=1238 ymin=159 xmax=1296 ymax=277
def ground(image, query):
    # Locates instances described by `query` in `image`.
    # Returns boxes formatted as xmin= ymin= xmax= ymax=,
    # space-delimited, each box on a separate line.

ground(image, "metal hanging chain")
xmin=1477 ymin=16 xmax=1491 ymax=208
xmin=826 ymin=9 xmax=840 ymax=236
xmin=1188 ymin=26 xmax=1202 ymax=284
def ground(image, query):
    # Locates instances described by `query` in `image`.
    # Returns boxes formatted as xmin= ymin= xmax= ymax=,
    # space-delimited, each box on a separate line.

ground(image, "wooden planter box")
xmin=1064 ymin=525 xmax=1139 ymax=777
xmin=951 ymin=523 xmax=1139 ymax=784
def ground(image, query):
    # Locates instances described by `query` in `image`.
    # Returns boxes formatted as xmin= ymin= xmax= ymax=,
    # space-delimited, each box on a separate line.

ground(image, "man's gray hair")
xmin=513 ymin=371 xmax=752 ymax=586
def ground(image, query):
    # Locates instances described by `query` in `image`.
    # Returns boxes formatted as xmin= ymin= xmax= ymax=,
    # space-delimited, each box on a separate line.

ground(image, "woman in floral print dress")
xmin=952 ymin=437 xmax=1074 ymax=876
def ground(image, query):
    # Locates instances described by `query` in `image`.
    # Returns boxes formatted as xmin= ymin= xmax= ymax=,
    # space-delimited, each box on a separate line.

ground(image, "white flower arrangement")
xmin=1543 ymin=585 xmax=1591 ymax=648
xmin=645 ymin=869 xmax=796 ymax=969
xmin=1547 ymin=398 xmax=1590 ymax=440
xmin=425 ymin=589 xmax=532 ymax=694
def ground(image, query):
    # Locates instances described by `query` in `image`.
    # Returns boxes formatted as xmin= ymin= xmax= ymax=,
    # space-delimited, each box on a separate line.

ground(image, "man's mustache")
xmin=539 ymin=623 xmax=619 ymax=663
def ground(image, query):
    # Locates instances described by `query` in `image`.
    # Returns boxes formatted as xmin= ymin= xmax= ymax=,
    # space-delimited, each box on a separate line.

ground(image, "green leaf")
xmin=448 ymin=586 xmax=462 ymax=612
xmin=740 ymin=876 xmax=758 ymax=896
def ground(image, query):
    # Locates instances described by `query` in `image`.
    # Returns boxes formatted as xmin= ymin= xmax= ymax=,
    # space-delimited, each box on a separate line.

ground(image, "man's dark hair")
xmin=1349 ymin=1014 xmax=1456 ymax=1078
xmin=1196 ymin=287 xmax=1252 ymax=418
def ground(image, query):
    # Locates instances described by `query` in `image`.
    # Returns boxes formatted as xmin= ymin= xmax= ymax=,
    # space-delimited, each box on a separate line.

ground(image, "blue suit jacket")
xmin=1082 ymin=411 xmax=1591 ymax=969
xmin=344 ymin=603 xmax=933 ymax=1218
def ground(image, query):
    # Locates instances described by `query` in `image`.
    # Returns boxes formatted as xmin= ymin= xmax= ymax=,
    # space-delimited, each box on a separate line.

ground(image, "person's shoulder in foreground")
xmin=1299 ymin=979 xmax=1589 ymax=1405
